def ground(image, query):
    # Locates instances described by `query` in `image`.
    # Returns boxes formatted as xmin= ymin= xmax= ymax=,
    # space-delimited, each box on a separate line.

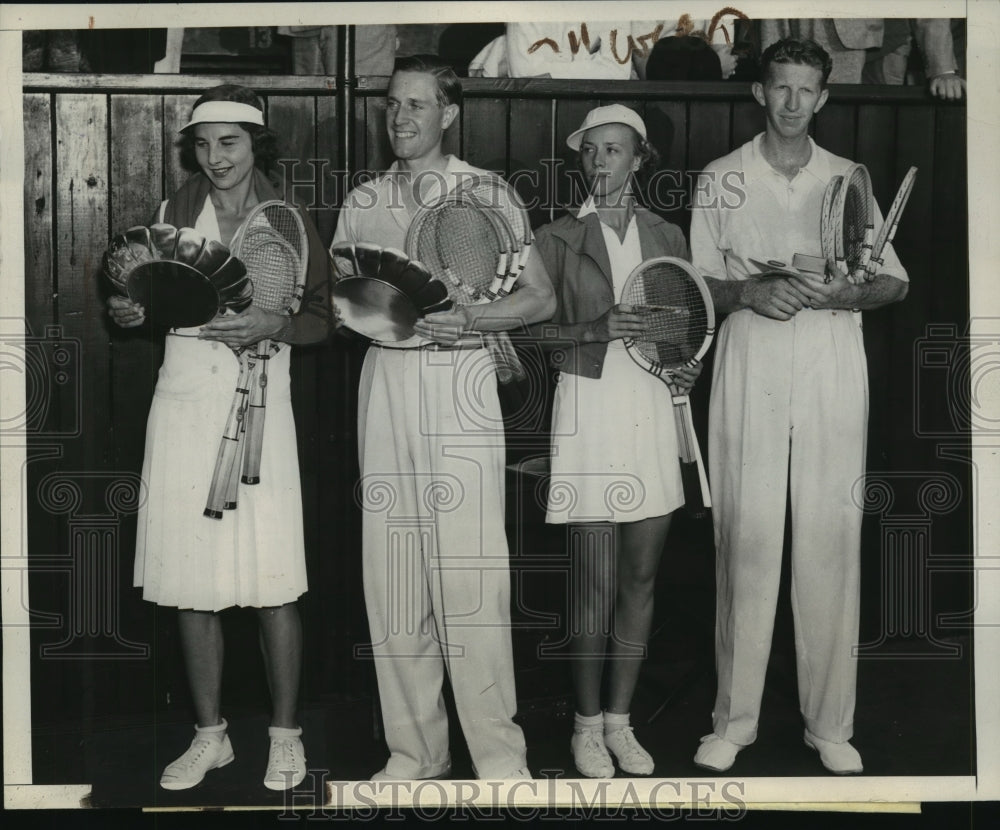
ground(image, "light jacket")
xmin=533 ymin=206 xmax=689 ymax=378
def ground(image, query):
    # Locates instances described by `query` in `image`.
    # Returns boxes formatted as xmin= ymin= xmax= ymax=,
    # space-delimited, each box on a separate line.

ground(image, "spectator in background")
xmin=863 ymin=19 xmax=965 ymax=101
xmin=760 ymin=18 xmax=965 ymax=98
xmin=278 ymin=25 xmax=397 ymax=75
xmin=759 ymin=19 xmax=883 ymax=83
xmin=469 ymin=21 xmax=666 ymax=79
xmin=438 ymin=23 xmax=505 ymax=76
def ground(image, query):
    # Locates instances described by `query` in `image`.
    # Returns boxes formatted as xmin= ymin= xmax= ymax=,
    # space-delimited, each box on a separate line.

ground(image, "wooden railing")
xmin=21 ymin=74 xmax=968 ymax=727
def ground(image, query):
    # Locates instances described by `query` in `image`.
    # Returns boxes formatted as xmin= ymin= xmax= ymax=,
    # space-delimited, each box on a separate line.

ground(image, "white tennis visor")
xmin=181 ymin=101 xmax=265 ymax=131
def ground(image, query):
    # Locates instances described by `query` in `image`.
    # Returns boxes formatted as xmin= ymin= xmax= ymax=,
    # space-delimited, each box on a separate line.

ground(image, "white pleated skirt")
xmin=133 ymin=333 xmax=307 ymax=611
xmin=546 ymin=345 xmax=685 ymax=524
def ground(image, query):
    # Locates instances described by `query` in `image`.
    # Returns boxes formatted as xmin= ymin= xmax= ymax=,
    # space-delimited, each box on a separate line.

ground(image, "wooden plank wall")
xmin=21 ymin=75 xmax=969 ymax=734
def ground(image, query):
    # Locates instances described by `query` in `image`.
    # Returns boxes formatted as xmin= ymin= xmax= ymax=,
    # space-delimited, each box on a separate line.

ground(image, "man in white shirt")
xmin=331 ymin=55 xmax=555 ymax=781
xmin=689 ymin=37 xmax=908 ymax=775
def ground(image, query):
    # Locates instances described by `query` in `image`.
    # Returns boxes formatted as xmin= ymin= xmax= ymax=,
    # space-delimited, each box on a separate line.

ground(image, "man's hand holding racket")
xmin=786 ymin=258 xmax=854 ymax=310
xmin=413 ymin=305 xmax=472 ymax=344
xmin=742 ymin=277 xmax=813 ymax=321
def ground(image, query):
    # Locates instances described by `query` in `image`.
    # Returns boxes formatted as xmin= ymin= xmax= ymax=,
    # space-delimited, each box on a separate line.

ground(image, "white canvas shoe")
xmin=263 ymin=725 xmax=307 ymax=791
xmin=160 ymin=720 xmax=234 ymax=790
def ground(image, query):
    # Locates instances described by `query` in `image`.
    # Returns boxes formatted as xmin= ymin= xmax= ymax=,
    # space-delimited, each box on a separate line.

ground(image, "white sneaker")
xmin=571 ymin=728 xmax=614 ymax=778
xmin=160 ymin=720 xmax=234 ymax=790
xmin=804 ymin=730 xmax=863 ymax=775
xmin=693 ymin=733 xmax=743 ymax=772
xmin=264 ymin=726 xmax=307 ymax=791
xmin=604 ymin=726 xmax=654 ymax=775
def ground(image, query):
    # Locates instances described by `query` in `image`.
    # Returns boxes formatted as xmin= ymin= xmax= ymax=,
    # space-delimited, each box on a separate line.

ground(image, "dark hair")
xmin=760 ymin=37 xmax=832 ymax=86
xmin=645 ymin=36 xmax=723 ymax=81
xmin=178 ymin=84 xmax=280 ymax=174
xmin=391 ymin=54 xmax=463 ymax=107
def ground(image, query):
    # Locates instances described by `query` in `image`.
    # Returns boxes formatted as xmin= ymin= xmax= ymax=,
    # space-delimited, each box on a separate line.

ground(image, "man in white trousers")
xmin=331 ymin=54 xmax=555 ymax=781
xmin=689 ymin=37 xmax=908 ymax=775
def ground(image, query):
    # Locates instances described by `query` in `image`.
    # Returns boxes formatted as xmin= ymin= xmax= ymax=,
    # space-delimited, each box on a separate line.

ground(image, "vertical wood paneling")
xmin=730 ymin=100 xmax=761 ymax=149
xmin=55 ymin=94 xmax=112 ymax=474
xmin=362 ymin=94 xmax=391 ymax=175
xmin=163 ymin=94 xmax=198 ymax=197
xmin=644 ymin=100 xmax=687 ymax=226
xmin=108 ymin=94 xmax=164 ymax=473
xmin=315 ymin=93 xmax=341 ymax=245
xmin=855 ymin=104 xmax=897 ymax=209
xmin=51 ymin=93 xmax=112 ymax=729
xmin=552 ymin=98 xmax=594 ymax=217
xmin=509 ymin=99 xmax=554 ymax=228
xmin=686 ymin=101 xmax=731 ymax=173
xmin=267 ymin=95 xmax=318 ymax=204
xmin=462 ymin=97 xmax=507 ymax=176
xmin=442 ymin=106 xmax=461 ymax=159
xmin=23 ymin=93 xmax=54 ymax=336
xmin=813 ymin=101 xmax=856 ymax=161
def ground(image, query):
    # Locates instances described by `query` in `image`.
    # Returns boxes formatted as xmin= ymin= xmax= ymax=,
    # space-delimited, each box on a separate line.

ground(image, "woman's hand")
xmin=198 ymin=306 xmax=287 ymax=349
xmin=667 ymin=360 xmax=703 ymax=394
xmin=413 ymin=306 xmax=473 ymax=345
xmin=587 ymin=304 xmax=649 ymax=343
xmin=107 ymin=294 xmax=146 ymax=328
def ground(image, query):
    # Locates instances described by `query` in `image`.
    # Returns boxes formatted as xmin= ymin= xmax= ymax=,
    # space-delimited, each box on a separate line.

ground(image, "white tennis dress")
xmin=546 ymin=213 xmax=685 ymax=525
xmin=133 ymin=196 xmax=307 ymax=611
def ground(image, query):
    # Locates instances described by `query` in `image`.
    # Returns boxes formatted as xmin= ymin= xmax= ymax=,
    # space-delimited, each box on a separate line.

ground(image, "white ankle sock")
xmin=603 ymin=711 xmax=630 ymax=735
xmin=574 ymin=712 xmax=603 ymax=731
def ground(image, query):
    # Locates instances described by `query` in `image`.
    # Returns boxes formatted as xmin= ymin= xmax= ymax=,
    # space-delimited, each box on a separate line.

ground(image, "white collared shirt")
xmin=690 ymin=133 xmax=907 ymax=284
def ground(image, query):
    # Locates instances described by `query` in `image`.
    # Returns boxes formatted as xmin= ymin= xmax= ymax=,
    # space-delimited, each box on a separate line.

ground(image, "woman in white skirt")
xmin=533 ymin=105 xmax=702 ymax=778
xmin=107 ymin=85 xmax=331 ymax=792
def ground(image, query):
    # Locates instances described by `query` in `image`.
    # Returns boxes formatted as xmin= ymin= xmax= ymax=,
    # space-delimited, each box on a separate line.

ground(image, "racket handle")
xmin=498 ymin=246 xmax=531 ymax=297
xmin=241 ymin=343 xmax=272 ymax=485
xmin=485 ymin=252 xmax=509 ymax=299
xmin=224 ymin=418 xmax=245 ymax=510
xmin=204 ymin=434 xmax=239 ymax=518
xmin=204 ymin=357 xmax=251 ymax=519
xmin=672 ymin=394 xmax=712 ymax=517
xmin=225 ymin=356 xmax=257 ymax=509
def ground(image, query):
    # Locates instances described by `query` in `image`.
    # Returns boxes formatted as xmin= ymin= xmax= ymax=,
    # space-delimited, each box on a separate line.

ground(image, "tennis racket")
xmin=406 ymin=190 xmax=526 ymax=383
xmin=820 ymin=174 xmax=842 ymax=270
xmin=865 ymin=166 xmax=917 ymax=281
xmin=203 ymin=200 xmax=307 ymax=518
xmin=454 ymin=174 xmax=534 ymax=298
xmin=824 ymin=164 xmax=873 ymax=284
xmin=620 ymin=257 xmax=715 ymax=519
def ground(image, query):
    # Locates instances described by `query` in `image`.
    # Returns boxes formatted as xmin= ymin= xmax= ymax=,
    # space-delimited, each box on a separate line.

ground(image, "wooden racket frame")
xmin=865 ymin=166 xmax=918 ymax=281
xmin=203 ymin=200 xmax=308 ymax=518
xmin=621 ymin=256 xmax=716 ymax=516
xmin=405 ymin=187 xmax=527 ymax=383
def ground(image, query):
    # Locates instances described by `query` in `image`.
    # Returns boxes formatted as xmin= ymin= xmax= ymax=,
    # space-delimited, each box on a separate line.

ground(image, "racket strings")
xmin=459 ymin=179 xmax=532 ymax=246
xmin=842 ymin=171 xmax=873 ymax=271
xmin=237 ymin=229 xmax=303 ymax=313
xmin=622 ymin=265 xmax=710 ymax=366
xmin=415 ymin=205 xmax=500 ymax=302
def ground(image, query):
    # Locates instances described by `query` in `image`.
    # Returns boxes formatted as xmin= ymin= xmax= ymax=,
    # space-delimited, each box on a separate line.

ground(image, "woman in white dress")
xmin=107 ymin=85 xmax=331 ymax=792
xmin=533 ymin=105 xmax=702 ymax=778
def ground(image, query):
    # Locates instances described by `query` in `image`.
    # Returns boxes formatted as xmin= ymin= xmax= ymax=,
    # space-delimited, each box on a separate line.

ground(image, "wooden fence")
xmin=20 ymin=74 xmax=969 ymax=737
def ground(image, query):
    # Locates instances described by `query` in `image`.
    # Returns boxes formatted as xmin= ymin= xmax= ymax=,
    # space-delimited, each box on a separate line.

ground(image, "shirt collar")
xmin=576 ymin=195 xmax=598 ymax=219
xmin=384 ymin=155 xmax=473 ymax=201
xmin=742 ymin=132 xmax=831 ymax=185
